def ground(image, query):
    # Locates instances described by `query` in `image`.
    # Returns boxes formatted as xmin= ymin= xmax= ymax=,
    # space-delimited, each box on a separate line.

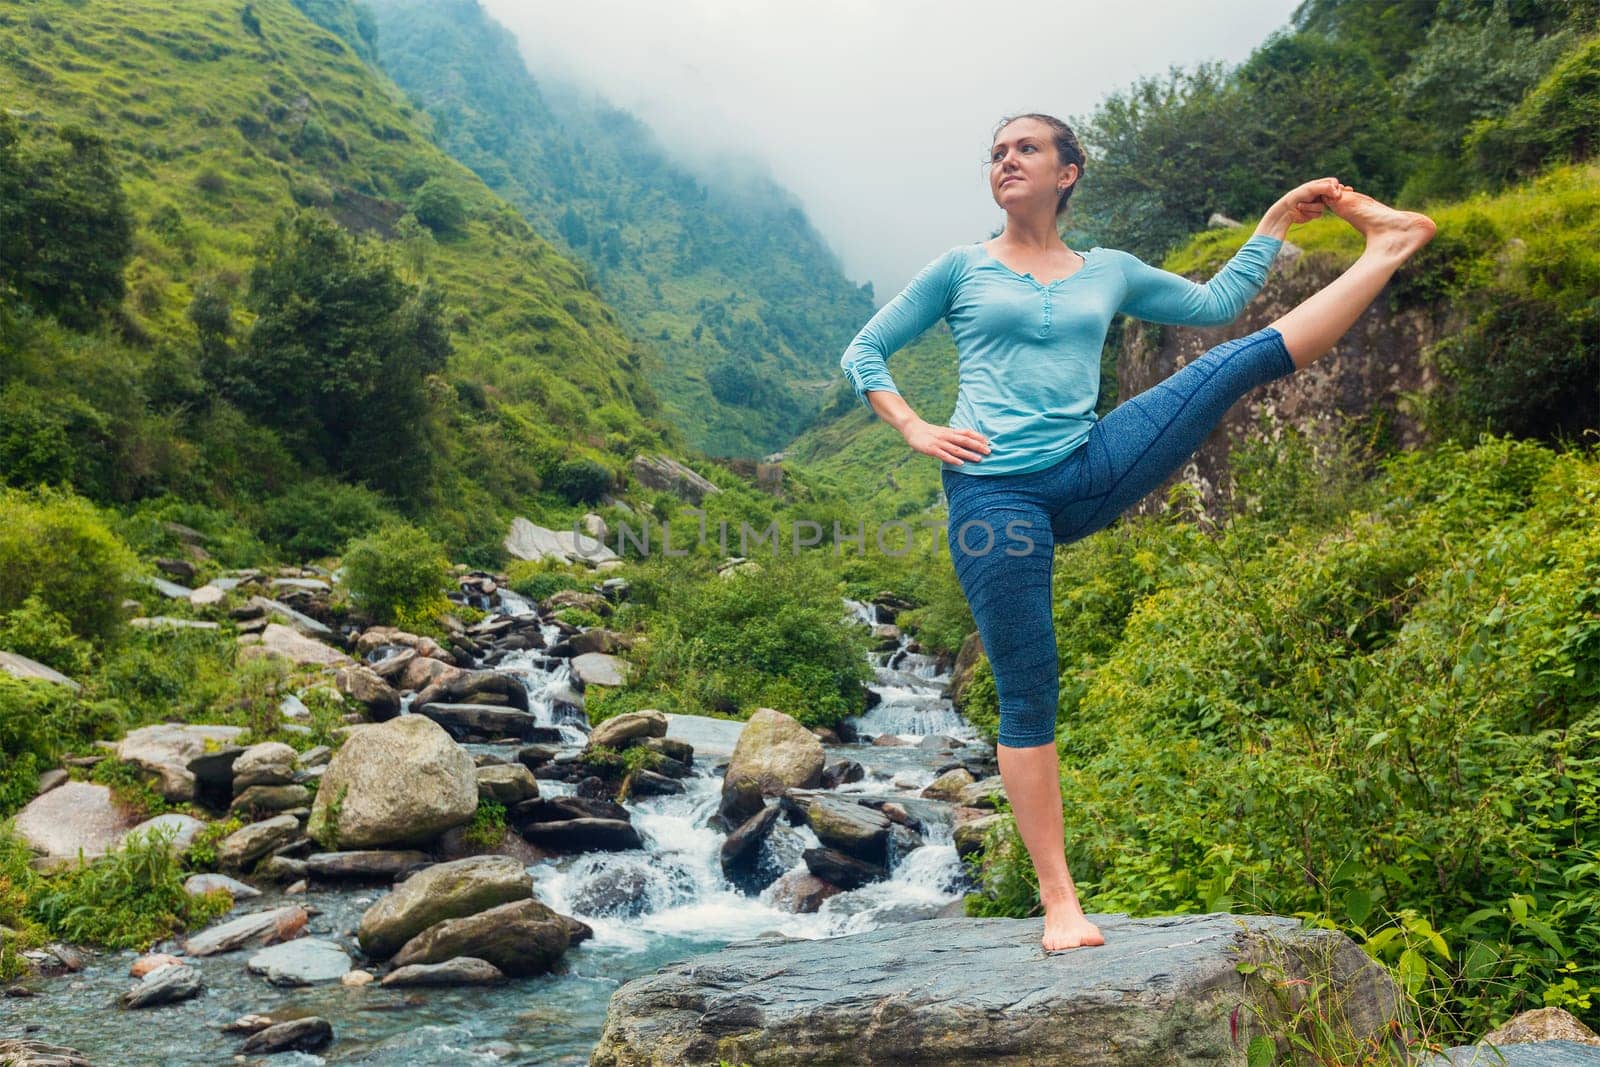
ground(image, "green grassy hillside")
xmin=367 ymin=0 xmax=878 ymax=459
xmin=0 ymin=0 xmax=679 ymax=557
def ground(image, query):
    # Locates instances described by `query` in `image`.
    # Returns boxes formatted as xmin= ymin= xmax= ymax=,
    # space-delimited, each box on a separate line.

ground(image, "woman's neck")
xmin=996 ymin=213 xmax=1067 ymax=253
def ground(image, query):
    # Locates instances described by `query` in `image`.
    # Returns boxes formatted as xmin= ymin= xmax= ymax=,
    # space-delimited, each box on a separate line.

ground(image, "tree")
xmin=0 ymin=115 xmax=133 ymax=328
xmin=215 ymin=212 xmax=452 ymax=495
xmin=410 ymin=177 xmax=467 ymax=235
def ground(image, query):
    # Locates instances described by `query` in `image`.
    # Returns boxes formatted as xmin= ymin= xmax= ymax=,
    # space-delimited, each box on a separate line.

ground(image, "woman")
xmin=839 ymin=113 xmax=1435 ymax=952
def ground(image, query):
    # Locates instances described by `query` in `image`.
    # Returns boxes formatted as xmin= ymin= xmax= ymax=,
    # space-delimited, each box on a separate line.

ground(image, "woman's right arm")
xmin=841 ymin=248 xmax=991 ymax=465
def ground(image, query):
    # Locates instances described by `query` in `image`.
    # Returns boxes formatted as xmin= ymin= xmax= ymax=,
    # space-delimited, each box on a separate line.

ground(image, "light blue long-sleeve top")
xmin=840 ymin=234 xmax=1283 ymax=476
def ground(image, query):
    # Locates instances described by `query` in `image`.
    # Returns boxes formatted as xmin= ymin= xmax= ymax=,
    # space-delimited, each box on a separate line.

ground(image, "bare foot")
xmin=1328 ymin=189 xmax=1437 ymax=261
xmin=1042 ymin=900 xmax=1106 ymax=952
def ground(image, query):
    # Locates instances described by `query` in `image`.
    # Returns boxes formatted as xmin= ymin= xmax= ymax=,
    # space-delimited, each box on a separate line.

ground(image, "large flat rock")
xmin=12 ymin=781 xmax=136 ymax=861
xmin=589 ymin=912 xmax=1399 ymax=1066
xmin=1424 ymin=1043 xmax=1600 ymax=1065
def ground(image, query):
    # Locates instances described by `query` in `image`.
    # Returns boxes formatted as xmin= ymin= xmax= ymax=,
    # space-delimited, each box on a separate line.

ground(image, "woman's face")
xmin=988 ymin=118 xmax=1077 ymax=214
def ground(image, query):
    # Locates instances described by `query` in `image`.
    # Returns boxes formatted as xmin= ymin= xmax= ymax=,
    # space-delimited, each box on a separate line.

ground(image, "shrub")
xmin=548 ymin=457 xmax=614 ymax=505
xmin=506 ymin=559 xmax=589 ymax=602
xmin=463 ymin=801 xmax=506 ymax=850
xmin=257 ymin=479 xmax=400 ymax=560
xmin=341 ymin=521 xmax=452 ymax=625
xmin=0 ymin=595 xmax=95 ymax=676
xmin=0 ymin=487 xmax=138 ymax=642
xmin=409 ymin=178 xmax=467 ymax=235
xmin=27 ymin=825 xmax=231 ymax=949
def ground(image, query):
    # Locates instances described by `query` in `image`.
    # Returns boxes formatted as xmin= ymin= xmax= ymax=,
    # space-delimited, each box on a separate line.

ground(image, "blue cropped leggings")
xmin=941 ymin=326 xmax=1296 ymax=748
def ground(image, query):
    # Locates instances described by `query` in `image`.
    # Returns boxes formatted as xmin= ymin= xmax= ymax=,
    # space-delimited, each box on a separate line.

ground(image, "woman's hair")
xmin=990 ymin=113 xmax=1087 ymax=217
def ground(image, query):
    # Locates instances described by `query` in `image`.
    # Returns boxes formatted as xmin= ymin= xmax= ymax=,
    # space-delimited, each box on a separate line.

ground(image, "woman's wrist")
xmin=1254 ymin=202 xmax=1292 ymax=241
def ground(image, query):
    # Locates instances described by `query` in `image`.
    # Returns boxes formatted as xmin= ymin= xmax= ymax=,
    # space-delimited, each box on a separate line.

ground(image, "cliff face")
xmin=1116 ymin=247 xmax=1443 ymax=518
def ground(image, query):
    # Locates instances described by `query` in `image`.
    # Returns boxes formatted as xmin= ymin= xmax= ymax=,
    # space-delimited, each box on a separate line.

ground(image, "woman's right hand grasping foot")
xmin=903 ymin=419 xmax=990 ymax=465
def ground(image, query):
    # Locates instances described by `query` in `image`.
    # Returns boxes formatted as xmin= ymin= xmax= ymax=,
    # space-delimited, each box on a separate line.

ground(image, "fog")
xmin=481 ymin=0 xmax=1300 ymax=299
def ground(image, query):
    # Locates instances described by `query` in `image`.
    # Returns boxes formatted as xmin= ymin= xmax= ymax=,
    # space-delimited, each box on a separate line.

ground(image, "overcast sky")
xmin=481 ymin=0 xmax=1301 ymax=299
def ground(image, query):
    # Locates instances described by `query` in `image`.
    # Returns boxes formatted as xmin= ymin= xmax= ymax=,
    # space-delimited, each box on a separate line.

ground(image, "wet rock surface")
xmin=591 ymin=913 xmax=1401 ymax=1066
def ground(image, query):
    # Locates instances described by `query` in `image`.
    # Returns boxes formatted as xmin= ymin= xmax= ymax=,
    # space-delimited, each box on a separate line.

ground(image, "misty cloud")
xmin=481 ymin=0 xmax=1298 ymax=299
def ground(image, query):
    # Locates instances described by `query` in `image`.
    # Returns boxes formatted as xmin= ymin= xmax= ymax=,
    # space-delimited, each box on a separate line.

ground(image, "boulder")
xmin=381 ymin=957 xmax=507 ymax=987
xmin=232 ymin=742 xmax=299 ymax=788
xmin=629 ymin=453 xmax=721 ymax=504
xmin=243 ymin=595 xmax=333 ymax=638
xmin=518 ymin=817 xmax=643 ymax=852
xmin=509 ymin=795 xmax=628 ymax=827
xmin=216 ymin=814 xmax=301 ymax=869
xmin=126 ymin=813 xmax=206 ymax=855
xmin=781 ymin=791 xmax=891 ymax=865
xmin=184 ymin=873 xmax=260 ymax=901
xmin=230 ymin=784 xmax=311 ymax=813
xmin=803 ymin=846 xmax=888 ymax=889
xmin=948 ymin=631 xmax=985 ymax=711
xmin=1482 ymin=1007 xmax=1600 ymax=1047
xmin=239 ymin=1018 xmax=334 ymax=1056
xmin=246 ymin=938 xmax=352 ymax=986
xmin=184 ymin=904 xmax=309 ymax=957
xmin=504 ymin=517 xmax=619 ymax=564
xmin=357 ymin=855 xmax=534 ymax=960
xmin=390 ymin=898 xmax=580 ymax=977
xmin=129 ymin=953 xmax=183 ymax=979
xmin=954 ymin=813 xmax=1006 ymax=858
xmin=958 ymin=775 xmax=1008 ymax=810
xmin=237 ymin=623 xmax=352 ymax=668
xmin=307 ymin=716 xmax=477 ymax=849
xmin=922 ymin=766 xmax=977 ymax=802
xmin=120 ymin=963 xmax=202 ymax=1009
xmin=476 ymin=764 xmax=540 ymax=806
xmin=570 ymin=652 xmax=629 ymax=688
xmin=765 ymin=869 xmax=844 ymax=914
xmin=304 ymin=850 xmax=430 ymax=883
xmin=416 ymin=703 xmax=543 ymax=742
xmin=0 ymin=650 xmax=80 ymax=690
xmin=1422 ymin=1043 xmax=1600 ymax=1065
xmin=589 ymin=913 xmax=1401 ymax=1066
xmin=11 ymin=781 xmax=136 ymax=862
xmin=414 ymin=669 xmax=530 ymax=713
xmin=335 ymin=664 xmax=401 ymax=720
xmin=723 ymin=708 xmax=824 ymax=798
xmin=400 ymin=654 xmax=461 ymax=691
xmin=588 ymin=709 xmax=667 ymax=751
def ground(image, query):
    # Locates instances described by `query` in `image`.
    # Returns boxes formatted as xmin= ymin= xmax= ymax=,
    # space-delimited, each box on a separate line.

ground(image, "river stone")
xmin=588 ymin=709 xmax=668 ymax=751
xmin=958 ymin=774 xmax=1008 ymax=809
xmin=239 ymin=1017 xmax=334 ymax=1055
xmin=307 ymin=715 xmax=477 ymax=849
xmin=390 ymin=898 xmax=575 ymax=977
xmin=335 ymin=664 xmax=401 ymax=720
xmin=781 ymin=791 xmax=891 ymax=865
xmin=244 ymin=595 xmax=332 ymax=638
xmin=476 ymin=764 xmax=540 ymax=805
xmin=185 ymin=873 xmax=260 ymax=900
xmin=305 ymin=850 xmax=430 ymax=882
xmin=720 ymin=805 xmax=781 ymax=882
xmin=246 ymin=937 xmax=351 ymax=986
xmin=414 ymin=669 xmax=530 ymax=713
xmin=803 ymin=846 xmax=888 ymax=889
xmin=231 ymin=741 xmax=297 ymax=789
xmin=120 ymin=962 xmax=202 ymax=1009
xmin=126 ymin=813 xmax=206 ymax=855
xmin=629 ymin=769 xmax=684 ymax=796
xmin=416 ymin=702 xmax=543 ymax=742
xmin=216 ymin=813 xmax=300 ymax=869
xmin=509 ymin=796 xmax=628 ymax=827
xmin=0 ymin=1040 xmax=94 ymax=1065
xmin=370 ymin=646 xmax=416 ymax=680
xmin=765 ymin=870 xmax=843 ymax=914
xmin=921 ymin=766 xmax=977 ymax=802
xmin=570 ymin=652 xmax=629 ymax=688
xmin=0 ymin=650 xmax=80 ymax=689
xmin=231 ymin=784 xmax=310 ymax=813
xmin=1484 ymin=1007 xmax=1600 ymax=1046
xmin=380 ymin=957 xmax=507 ymax=987
xmin=184 ymin=904 xmax=308 ymax=956
xmin=519 ymin=817 xmax=643 ymax=852
xmin=724 ymin=708 xmax=824 ymax=798
xmin=590 ymin=913 xmax=1400 ymax=1066
xmin=954 ymin=813 xmax=1006 ymax=858
xmin=400 ymin=654 xmax=462 ymax=692
xmin=639 ymin=735 xmax=694 ymax=766
xmin=357 ymin=855 xmax=534 ymax=959
xmin=238 ymin=623 xmax=351 ymax=668
xmin=12 ymin=781 xmax=135 ymax=861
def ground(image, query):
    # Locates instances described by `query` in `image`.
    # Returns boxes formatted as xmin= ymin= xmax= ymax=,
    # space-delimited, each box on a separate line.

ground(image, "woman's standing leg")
xmin=942 ymin=470 xmax=1104 ymax=951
